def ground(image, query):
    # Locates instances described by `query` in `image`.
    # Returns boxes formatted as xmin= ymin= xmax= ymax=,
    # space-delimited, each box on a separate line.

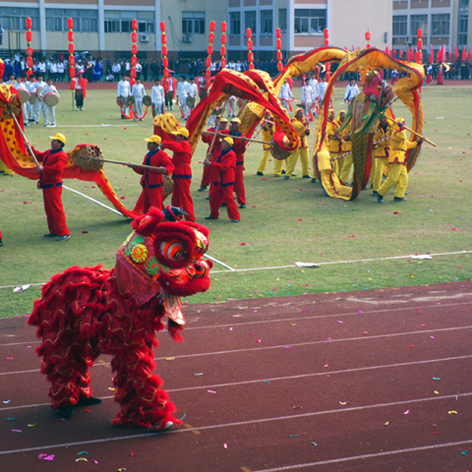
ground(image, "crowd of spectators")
xmin=1 ymin=51 xmax=470 ymax=83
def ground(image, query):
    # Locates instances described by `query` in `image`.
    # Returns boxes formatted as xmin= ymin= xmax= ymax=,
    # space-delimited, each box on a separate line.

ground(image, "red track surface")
xmin=1 ymin=281 xmax=472 ymax=471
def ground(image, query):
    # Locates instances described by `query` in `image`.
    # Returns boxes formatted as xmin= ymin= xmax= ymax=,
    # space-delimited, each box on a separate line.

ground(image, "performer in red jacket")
xmin=160 ymin=128 xmax=195 ymax=222
xmin=31 ymin=133 xmax=70 ymax=241
xmin=130 ymin=135 xmax=175 ymax=213
xmin=204 ymin=137 xmax=240 ymax=222
xmin=198 ymin=117 xmax=229 ymax=192
xmin=229 ymin=117 xmax=247 ymax=208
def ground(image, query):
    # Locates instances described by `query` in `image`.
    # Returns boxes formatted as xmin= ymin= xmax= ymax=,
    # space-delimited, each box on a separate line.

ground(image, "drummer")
xmin=131 ymin=77 xmax=146 ymax=121
xmin=13 ymin=77 xmax=30 ymax=127
xmin=39 ymin=78 xmax=60 ymax=128
xmin=32 ymin=74 xmax=46 ymax=125
xmin=117 ymin=75 xmax=131 ymax=119
xmin=26 ymin=75 xmax=36 ymax=123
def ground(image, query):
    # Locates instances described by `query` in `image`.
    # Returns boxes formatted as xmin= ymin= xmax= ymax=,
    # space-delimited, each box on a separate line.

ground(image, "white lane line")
xmin=2 ymin=354 xmax=472 ymax=412
xmin=249 ymin=439 xmax=472 ymax=471
xmin=2 ymin=325 xmax=472 ymax=377
xmin=1 ymin=392 xmax=471 ymax=456
xmin=2 ymin=300 xmax=472 ymax=349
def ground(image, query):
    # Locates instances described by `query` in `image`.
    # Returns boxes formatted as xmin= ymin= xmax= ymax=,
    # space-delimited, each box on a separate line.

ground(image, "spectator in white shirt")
xmin=151 ymin=78 xmax=165 ymax=117
xmin=344 ymin=79 xmax=359 ymax=105
xmin=112 ymin=61 xmax=121 ymax=82
xmin=278 ymin=81 xmax=293 ymax=110
xmin=131 ymin=77 xmax=146 ymax=121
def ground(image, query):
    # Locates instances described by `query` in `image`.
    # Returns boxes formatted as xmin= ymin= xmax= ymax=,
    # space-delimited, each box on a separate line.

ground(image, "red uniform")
xmin=229 ymin=130 xmax=247 ymax=205
xmin=34 ymin=147 xmax=69 ymax=237
xmin=133 ymin=149 xmax=175 ymax=213
xmin=162 ymin=140 xmax=195 ymax=222
xmin=208 ymin=148 xmax=240 ymax=221
xmin=200 ymin=127 xmax=229 ymax=188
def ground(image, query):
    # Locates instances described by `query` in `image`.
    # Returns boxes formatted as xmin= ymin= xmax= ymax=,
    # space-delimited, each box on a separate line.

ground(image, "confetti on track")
xmin=1 ymin=281 xmax=472 ymax=471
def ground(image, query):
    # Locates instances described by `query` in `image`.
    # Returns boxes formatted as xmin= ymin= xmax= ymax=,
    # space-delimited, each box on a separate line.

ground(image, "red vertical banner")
xmin=68 ymin=19 xmax=75 ymax=92
xmin=160 ymin=21 xmax=168 ymax=113
xmin=130 ymin=19 xmax=138 ymax=87
xmin=324 ymin=29 xmax=331 ymax=80
xmin=417 ymin=29 xmax=423 ymax=63
xmin=206 ymin=21 xmax=216 ymax=88
xmin=220 ymin=22 xmax=227 ymax=70
xmin=246 ymin=28 xmax=254 ymax=70
xmin=25 ymin=18 xmax=33 ymax=77
xmin=276 ymin=28 xmax=283 ymax=72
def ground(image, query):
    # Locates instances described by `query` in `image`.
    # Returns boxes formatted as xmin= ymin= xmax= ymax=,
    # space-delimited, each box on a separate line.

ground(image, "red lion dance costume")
xmin=28 ymin=207 xmax=212 ymax=430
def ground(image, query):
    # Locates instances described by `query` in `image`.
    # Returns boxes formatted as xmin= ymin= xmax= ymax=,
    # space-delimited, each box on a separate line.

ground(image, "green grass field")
xmin=0 ymin=84 xmax=471 ymax=318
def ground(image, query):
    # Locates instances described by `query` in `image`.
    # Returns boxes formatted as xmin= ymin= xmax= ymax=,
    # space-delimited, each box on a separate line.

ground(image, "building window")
xmin=294 ymin=9 xmax=326 ymax=34
xmin=182 ymin=12 xmax=205 ymax=35
xmin=279 ymin=9 xmax=287 ymax=32
xmin=431 ymin=14 xmax=450 ymax=36
xmin=46 ymin=9 xmax=98 ymax=33
xmin=392 ymin=15 xmax=407 ymax=36
xmin=410 ymin=14 xmax=427 ymax=37
xmin=0 ymin=7 xmax=39 ymax=31
xmin=458 ymin=0 xmax=469 ymax=45
xmin=104 ymin=11 xmax=154 ymax=34
xmin=230 ymin=11 xmax=241 ymax=35
xmin=260 ymin=10 xmax=272 ymax=34
xmin=245 ymin=10 xmax=256 ymax=34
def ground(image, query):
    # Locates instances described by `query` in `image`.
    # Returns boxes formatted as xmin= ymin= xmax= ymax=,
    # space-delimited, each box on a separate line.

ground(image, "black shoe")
xmin=256 ymin=172 xmax=264 ymax=176
xmin=370 ymin=191 xmax=378 ymax=197
xmin=284 ymin=176 xmax=290 ymax=180
xmin=221 ymin=203 xmax=226 ymax=207
xmin=311 ymin=178 xmax=317 ymax=183
xmin=76 ymin=396 xmax=102 ymax=406
xmin=0 ymin=239 xmax=3 ymax=247
xmin=206 ymin=195 xmax=210 ymax=200
xmin=198 ymin=186 xmax=207 ymax=192
xmin=377 ymin=194 xmax=384 ymax=203
xmin=394 ymin=197 xmax=406 ymax=202
xmin=57 ymin=235 xmax=70 ymax=242
xmin=281 ymin=170 xmax=286 ymax=175
xmin=239 ymin=203 xmax=246 ymax=209
xmin=231 ymin=219 xmax=240 ymax=223
xmin=292 ymin=174 xmax=297 ymax=177
xmin=205 ymin=216 xmax=218 ymax=220
xmin=44 ymin=233 xmax=58 ymax=237
xmin=303 ymin=175 xmax=311 ymax=178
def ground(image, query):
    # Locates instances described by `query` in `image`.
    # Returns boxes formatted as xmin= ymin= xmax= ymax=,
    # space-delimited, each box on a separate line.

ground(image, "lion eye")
xmin=160 ymin=241 xmax=186 ymax=261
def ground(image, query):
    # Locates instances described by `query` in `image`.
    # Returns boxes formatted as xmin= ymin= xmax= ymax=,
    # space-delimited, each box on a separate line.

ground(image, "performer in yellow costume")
xmin=338 ymin=112 xmax=353 ymax=183
xmin=285 ymin=108 xmax=311 ymax=179
xmin=256 ymin=111 xmax=275 ymax=176
xmin=326 ymin=109 xmax=343 ymax=176
xmin=371 ymin=115 xmax=393 ymax=196
xmin=377 ymin=118 xmax=422 ymax=203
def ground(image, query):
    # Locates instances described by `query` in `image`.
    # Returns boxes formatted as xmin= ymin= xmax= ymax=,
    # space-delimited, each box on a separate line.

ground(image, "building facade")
xmin=1 ymin=0 xmax=469 ymax=63
xmin=392 ymin=0 xmax=471 ymax=54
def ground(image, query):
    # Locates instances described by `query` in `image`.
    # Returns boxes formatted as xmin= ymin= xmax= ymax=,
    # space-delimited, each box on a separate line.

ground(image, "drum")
xmin=28 ymin=93 xmax=37 ymax=105
xmin=116 ymin=96 xmax=124 ymax=107
xmin=163 ymin=174 xmax=174 ymax=198
xmin=270 ymin=137 xmax=292 ymax=161
xmin=125 ymin=95 xmax=135 ymax=107
xmin=186 ymin=96 xmax=195 ymax=109
xmin=44 ymin=92 xmax=60 ymax=107
xmin=36 ymin=86 xmax=44 ymax=100
xmin=18 ymin=89 xmax=30 ymax=104
xmin=165 ymin=91 xmax=174 ymax=102
xmin=143 ymin=95 xmax=152 ymax=107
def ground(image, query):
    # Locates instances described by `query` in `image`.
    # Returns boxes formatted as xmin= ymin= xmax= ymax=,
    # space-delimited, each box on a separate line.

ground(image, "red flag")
xmin=398 ymin=48 xmax=403 ymax=59
xmin=462 ymin=45 xmax=467 ymax=62
xmin=406 ymin=45 xmax=410 ymax=61
xmin=428 ymin=45 xmax=433 ymax=63
xmin=392 ymin=48 xmax=396 ymax=59
xmin=454 ymin=45 xmax=459 ymax=61
xmin=448 ymin=45 xmax=452 ymax=62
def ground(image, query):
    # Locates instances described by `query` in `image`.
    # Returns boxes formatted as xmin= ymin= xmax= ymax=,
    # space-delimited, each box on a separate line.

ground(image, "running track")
xmin=1 ymin=281 xmax=472 ymax=471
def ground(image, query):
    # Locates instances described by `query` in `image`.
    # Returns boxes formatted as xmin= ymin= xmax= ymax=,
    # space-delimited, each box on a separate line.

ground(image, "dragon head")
xmin=115 ymin=207 xmax=212 ymax=329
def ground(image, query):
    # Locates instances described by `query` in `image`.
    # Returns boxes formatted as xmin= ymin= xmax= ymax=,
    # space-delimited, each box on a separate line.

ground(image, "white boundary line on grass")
xmin=0 ymin=250 xmax=470 ymax=290
xmin=58 ymin=124 xmax=142 ymax=128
